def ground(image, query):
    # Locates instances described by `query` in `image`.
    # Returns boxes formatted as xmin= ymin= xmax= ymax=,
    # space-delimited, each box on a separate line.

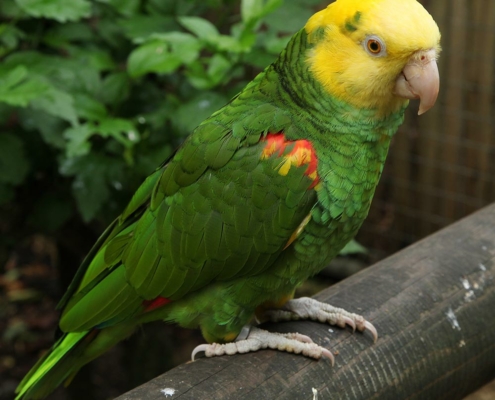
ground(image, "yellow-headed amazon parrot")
xmin=16 ymin=0 xmax=440 ymax=398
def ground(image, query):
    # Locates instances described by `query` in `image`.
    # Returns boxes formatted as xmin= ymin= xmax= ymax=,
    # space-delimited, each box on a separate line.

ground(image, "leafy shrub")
xmin=0 ymin=0 xmax=323 ymax=254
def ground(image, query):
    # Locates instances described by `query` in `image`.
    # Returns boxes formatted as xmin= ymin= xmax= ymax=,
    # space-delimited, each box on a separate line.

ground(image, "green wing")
xmin=58 ymin=97 xmax=319 ymax=332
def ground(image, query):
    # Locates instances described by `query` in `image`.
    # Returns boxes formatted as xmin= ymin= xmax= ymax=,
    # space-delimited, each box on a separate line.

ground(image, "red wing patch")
xmin=142 ymin=296 xmax=171 ymax=312
xmin=261 ymin=133 xmax=321 ymax=189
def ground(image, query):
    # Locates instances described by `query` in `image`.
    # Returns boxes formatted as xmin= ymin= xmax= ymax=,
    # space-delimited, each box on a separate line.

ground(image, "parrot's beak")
xmin=394 ymin=49 xmax=439 ymax=115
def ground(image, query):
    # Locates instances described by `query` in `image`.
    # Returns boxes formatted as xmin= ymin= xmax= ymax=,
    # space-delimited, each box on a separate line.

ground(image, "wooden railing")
xmin=117 ymin=204 xmax=495 ymax=400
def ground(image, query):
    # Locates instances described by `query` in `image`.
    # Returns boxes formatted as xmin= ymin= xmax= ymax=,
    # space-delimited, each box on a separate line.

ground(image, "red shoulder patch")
xmin=261 ymin=133 xmax=320 ymax=189
xmin=142 ymin=296 xmax=171 ymax=312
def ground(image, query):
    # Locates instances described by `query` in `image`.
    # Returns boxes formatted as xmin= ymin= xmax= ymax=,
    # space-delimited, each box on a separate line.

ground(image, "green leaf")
xmin=241 ymin=0 xmax=262 ymax=23
xmin=209 ymin=35 xmax=245 ymax=52
xmin=178 ymin=16 xmax=219 ymax=40
xmin=238 ymin=28 xmax=257 ymax=50
xmin=186 ymin=54 xmax=233 ymax=90
xmin=0 ymin=24 xmax=25 ymax=57
xmin=61 ymin=47 xmax=115 ymax=72
xmin=144 ymin=0 xmax=176 ymax=15
xmin=165 ymin=32 xmax=202 ymax=64
xmin=104 ymin=0 xmax=140 ymax=17
xmin=264 ymin=2 xmax=314 ymax=34
xmin=207 ymin=54 xmax=232 ymax=84
xmin=2 ymin=64 xmax=26 ymax=85
xmin=119 ymin=15 xmax=178 ymax=44
xmin=0 ymin=65 xmax=49 ymax=107
xmin=64 ymin=124 xmax=93 ymax=158
xmin=43 ymin=22 xmax=94 ymax=45
xmin=85 ymin=50 xmax=116 ymax=71
xmin=128 ymin=34 xmax=201 ymax=78
xmin=0 ymin=134 xmax=30 ymax=185
xmin=4 ymin=52 xmax=101 ymax=96
xmin=96 ymin=118 xmax=139 ymax=147
xmin=96 ymin=118 xmax=135 ymax=135
xmin=0 ymin=0 xmax=25 ymax=18
xmin=67 ymin=58 xmax=101 ymax=95
xmin=60 ymin=154 xmax=123 ymax=222
xmin=73 ymin=93 xmax=107 ymax=121
xmin=18 ymin=107 xmax=66 ymax=148
xmin=128 ymin=39 xmax=182 ymax=78
xmin=64 ymin=118 xmax=139 ymax=159
xmin=31 ymin=86 xmax=79 ymax=127
xmin=15 ymin=0 xmax=92 ymax=23
xmin=241 ymin=0 xmax=282 ymax=24
xmin=72 ymin=164 xmax=110 ymax=223
xmin=186 ymin=61 xmax=211 ymax=90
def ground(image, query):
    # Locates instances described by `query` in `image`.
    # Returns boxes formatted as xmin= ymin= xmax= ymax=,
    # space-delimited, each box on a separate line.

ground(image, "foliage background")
xmin=0 ymin=0 xmax=325 ymax=239
xmin=0 ymin=0 xmax=326 ymax=399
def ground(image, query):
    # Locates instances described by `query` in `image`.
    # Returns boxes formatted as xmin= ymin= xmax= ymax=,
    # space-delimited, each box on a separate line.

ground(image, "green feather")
xmin=15 ymin=332 xmax=88 ymax=400
xmin=60 ymin=265 xmax=139 ymax=331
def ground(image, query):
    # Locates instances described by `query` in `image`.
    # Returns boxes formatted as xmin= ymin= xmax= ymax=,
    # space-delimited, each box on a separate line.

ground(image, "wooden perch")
xmin=117 ymin=204 xmax=495 ymax=400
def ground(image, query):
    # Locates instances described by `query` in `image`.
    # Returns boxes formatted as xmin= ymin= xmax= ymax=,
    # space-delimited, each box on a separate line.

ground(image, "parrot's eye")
xmin=363 ymin=35 xmax=387 ymax=57
xmin=368 ymin=40 xmax=381 ymax=53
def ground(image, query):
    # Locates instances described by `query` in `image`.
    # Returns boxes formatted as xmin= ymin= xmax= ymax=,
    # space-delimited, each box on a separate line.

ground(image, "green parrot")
xmin=16 ymin=0 xmax=441 ymax=398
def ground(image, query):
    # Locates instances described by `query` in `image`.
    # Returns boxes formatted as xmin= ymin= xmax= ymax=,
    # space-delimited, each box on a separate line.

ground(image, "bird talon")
xmin=263 ymin=298 xmax=378 ymax=345
xmin=322 ymin=348 xmax=335 ymax=366
xmin=343 ymin=316 xmax=356 ymax=332
xmin=236 ymin=325 xmax=252 ymax=341
xmin=190 ymin=328 xmax=333 ymax=362
xmin=191 ymin=344 xmax=208 ymax=361
xmin=364 ymin=321 xmax=378 ymax=343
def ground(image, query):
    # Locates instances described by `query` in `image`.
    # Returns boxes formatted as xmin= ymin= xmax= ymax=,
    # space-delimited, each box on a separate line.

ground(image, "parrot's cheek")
xmin=394 ymin=48 xmax=439 ymax=115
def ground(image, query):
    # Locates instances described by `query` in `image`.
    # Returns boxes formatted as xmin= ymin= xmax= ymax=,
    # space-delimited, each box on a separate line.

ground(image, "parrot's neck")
xmin=271 ymin=28 xmax=407 ymax=143
xmin=268 ymin=29 xmax=407 ymax=240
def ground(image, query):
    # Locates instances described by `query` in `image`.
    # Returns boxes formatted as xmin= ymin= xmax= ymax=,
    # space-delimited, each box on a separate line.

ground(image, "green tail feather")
xmin=16 ymin=324 xmax=137 ymax=400
xmin=15 ymin=331 xmax=89 ymax=400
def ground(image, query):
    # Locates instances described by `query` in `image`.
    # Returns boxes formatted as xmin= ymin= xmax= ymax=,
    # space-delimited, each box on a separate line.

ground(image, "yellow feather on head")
xmin=305 ymin=0 xmax=441 ymax=116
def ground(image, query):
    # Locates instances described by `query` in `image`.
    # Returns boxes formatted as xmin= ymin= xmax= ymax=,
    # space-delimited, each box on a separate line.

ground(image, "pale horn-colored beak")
xmin=394 ymin=49 xmax=439 ymax=115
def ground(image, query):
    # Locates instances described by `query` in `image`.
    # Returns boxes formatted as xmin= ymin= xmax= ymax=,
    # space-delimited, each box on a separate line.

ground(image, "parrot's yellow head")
xmin=305 ymin=0 xmax=441 ymax=116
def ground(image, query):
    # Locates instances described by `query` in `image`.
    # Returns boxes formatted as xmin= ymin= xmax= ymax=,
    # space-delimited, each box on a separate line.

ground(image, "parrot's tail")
xmin=15 ymin=324 xmax=136 ymax=400
xmin=15 ymin=330 xmax=92 ymax=400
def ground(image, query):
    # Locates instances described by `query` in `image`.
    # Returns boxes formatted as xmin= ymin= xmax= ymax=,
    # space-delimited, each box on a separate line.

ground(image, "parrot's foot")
xmin=191 ymin=326 xmax=335 ymax=365
xmin=263 ymin=297 xmax=378 ymax=342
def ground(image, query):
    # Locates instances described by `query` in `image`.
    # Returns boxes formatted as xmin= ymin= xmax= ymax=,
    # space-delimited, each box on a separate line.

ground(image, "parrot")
xmin=16 ymin=0 xmax=441 ymax=398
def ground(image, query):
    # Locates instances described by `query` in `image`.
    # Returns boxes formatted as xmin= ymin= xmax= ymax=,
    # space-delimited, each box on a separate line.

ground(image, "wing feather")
xmin=57 ymin=100 xmax=320 ymax=332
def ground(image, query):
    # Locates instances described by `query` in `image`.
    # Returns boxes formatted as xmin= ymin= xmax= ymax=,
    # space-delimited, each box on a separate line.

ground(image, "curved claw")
xmin=191 ymin=344 xmax=209 ymax=361
xmin=236 ymin=325 xmax=251 ymax=341
xmin=343 ymin=316 xmax=356 ymax=332
xmin=364 ymin=321 xmax=378 ymax=343
xmin=321 ymin=348 xmax=335 ymax=366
